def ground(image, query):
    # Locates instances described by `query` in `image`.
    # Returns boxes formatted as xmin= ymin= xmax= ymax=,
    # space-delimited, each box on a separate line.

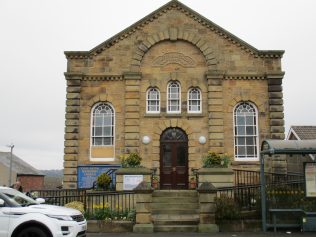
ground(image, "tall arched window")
xmin=146 ymin=88 xmax=160 ymax=113
xmin=234 ymin=102 xmax=258 ymax=160
xmin=167 ymin=81 xmax=181 ymax=113
xmin=91 ymin=103 xmax=115 ymax=146
xmin=188 ymin=88 xmax=201 ymax=113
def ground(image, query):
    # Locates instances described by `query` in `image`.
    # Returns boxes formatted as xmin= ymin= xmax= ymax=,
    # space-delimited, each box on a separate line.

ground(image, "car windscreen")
xmin=0 ymin=189 xmax=38 ymax=207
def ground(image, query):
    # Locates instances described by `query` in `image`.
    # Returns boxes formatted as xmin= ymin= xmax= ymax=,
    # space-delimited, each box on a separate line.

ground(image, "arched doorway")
xmin=160 ymin=127 xmax=188 ymax=189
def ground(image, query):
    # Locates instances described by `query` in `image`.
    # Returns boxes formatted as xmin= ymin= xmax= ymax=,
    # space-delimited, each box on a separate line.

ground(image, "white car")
xmin=0 ymin=187 xmax=87 ymax=237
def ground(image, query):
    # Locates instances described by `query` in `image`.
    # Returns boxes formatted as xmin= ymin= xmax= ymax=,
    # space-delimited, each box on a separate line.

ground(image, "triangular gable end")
xmin=65 ymin=0 xmax=284 ymax=60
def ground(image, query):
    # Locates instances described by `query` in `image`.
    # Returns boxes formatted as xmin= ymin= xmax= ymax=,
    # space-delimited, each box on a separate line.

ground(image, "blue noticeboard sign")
xmin=77 ymin=165 xmax=121 ymax=189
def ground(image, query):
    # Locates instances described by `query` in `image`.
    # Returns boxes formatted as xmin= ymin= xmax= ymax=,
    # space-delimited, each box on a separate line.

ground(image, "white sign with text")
xmin=123 ymin=175 xmax=143 ymax=190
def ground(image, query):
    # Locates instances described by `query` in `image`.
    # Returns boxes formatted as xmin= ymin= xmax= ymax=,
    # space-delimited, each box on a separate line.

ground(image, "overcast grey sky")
xmin=0 ymin=0 xmax=315 ymax=170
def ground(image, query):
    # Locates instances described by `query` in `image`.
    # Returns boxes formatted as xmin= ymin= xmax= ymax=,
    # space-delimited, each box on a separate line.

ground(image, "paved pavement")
xmin=87 ymin=232 xmax=315 ymax=237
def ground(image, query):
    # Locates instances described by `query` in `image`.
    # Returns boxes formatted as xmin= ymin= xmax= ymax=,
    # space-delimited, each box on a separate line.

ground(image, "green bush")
xmin=215 ymin=195 xmax=241 ymax=220
xmin=96 ymin=173 xmax=112 ymax=190
xmin=202 ymin=151 xmax=230 ymax=168
xmin=121 ymin=153 xmax=142 ymax=168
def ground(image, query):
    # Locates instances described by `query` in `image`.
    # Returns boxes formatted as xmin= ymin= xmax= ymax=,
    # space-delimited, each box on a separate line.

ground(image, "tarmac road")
xmin=87 ymin=232 xmax=315 ymax=237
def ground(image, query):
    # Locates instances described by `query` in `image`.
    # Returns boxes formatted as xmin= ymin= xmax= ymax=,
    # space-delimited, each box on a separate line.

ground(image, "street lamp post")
xmin=6 ymin=144 xmax=14 ymax=187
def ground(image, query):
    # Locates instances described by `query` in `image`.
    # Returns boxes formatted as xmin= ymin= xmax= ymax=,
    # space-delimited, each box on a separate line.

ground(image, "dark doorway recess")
xmin=160 ymin=127 xmax=188 ymax=189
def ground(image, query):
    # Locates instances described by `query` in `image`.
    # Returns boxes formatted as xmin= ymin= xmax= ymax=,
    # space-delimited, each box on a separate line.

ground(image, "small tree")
xmin=121 ymin=152 xmax=142 ymax=168
xmin=202 ymin=151 xmax=230 ymax=168
xmin=96 ymin=173 xmax=112 ymax=190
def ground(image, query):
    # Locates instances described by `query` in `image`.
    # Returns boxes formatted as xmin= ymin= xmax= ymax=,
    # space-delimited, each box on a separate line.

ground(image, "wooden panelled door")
xmin=160 ymin=128 xmax=188 ymax=189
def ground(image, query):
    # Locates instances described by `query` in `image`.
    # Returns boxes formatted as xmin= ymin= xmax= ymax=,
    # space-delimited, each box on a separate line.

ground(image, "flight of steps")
xmin=151 ymin=190 xmax=199 ymax=232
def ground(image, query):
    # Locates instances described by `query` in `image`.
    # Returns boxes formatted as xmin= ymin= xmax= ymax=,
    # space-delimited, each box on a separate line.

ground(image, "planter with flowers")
xmin=115 ymin=152 xmax=152 ymax=191
xmin=197 ymin=151 xmax=234 ymax=188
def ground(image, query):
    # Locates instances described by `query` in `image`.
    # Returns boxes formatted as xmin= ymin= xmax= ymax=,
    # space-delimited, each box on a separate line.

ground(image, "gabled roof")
xmin=65 ymin=0 xmax=284 ymax=59
xmin=0 ymin=152 xmax=44 ymax=176
xmin=287 ymin=126 xmax=316 ymax=140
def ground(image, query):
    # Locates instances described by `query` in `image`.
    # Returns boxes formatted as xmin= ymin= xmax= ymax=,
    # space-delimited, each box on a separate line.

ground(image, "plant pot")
xmin=152 ymin=181 xmax=159 ymax=189
xmin=189 ymin=181 xmax=197 ymax=189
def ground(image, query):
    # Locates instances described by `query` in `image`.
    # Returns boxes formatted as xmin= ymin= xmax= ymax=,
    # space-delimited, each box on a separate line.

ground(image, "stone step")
xmin=151 ymin=202 xmax=199 ymax=210
xmin=152 ymin=209 xmax=199 ymax=215
xmin=152 ymin=214 xmax=199 ymax=220
xmin=152 ymin=197 xmax=198 ymax=203
xmin=152 ymin=214 xmax=199 ymax=225
xmin=153 ymin=190 xmax=198 ymax=198
xmin=154 ymin=225 xmax=198 ymax=232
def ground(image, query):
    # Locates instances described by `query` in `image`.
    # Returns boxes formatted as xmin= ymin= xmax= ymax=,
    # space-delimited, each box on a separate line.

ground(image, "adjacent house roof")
xmin=287 ymin=126 xmax=316 ymax=140
xmin=64 ymin=0 xmax=284 ymax=59
xmin=0 ymin=152 xmax=44 ymax=176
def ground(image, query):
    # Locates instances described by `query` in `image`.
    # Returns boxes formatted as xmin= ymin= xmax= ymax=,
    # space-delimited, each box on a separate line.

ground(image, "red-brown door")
xmin=160 ymin=128 xmax=188 ymax=189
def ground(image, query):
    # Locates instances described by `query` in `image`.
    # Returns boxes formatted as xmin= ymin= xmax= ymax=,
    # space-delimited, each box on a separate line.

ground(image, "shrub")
xmin=121 ymin=153 xmax=142 ymax=168
xmin=65 ymin=201 xmax=85 ymax=214
xmin=202 ymin=151 xmax=230 ymax=168
xmin=96 ymin=173 xmax=112 ymax=190
xmin=214 ymin=195 xmax=241 ymax=220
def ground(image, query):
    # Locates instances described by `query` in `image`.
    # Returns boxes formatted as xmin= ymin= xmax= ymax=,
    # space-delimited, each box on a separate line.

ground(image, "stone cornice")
xmin=64 ymin=73 xmax=123 ymax=81
xmin=64 ymin=0 xmax=284 ymax=60
xmin=206 ymin=72 xmax=285 ymax=80
xmin=83 ymin=75 xmax=123 ymax=81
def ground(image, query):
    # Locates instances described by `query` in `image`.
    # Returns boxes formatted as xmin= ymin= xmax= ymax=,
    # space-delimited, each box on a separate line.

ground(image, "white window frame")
xmin=233 ymin=102 xmax=259 ymax=161
xmin=90 ymin=102 xmax=115 ymax=147
xmin=146 ymin=88 xmax=160 ymax=114
xmin=187 ymin=87 xmax=202 ymax=113
xmin=167 ymin=81 xmax=181 ymax=114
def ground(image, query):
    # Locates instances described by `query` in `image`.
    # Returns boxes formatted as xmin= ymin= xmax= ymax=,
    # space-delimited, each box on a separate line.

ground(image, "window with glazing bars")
xmin=188 ymin=88 xmax=201 ymax=113
xmin=234 ymin=102 xmax=258 ymax=159
xmin=146 ymin=88 xmax=160 ymax=113
xmin=92 ymin=103 xmax=114 ymax=146
xmin=167 ymin=81 xmax=180 ymax=113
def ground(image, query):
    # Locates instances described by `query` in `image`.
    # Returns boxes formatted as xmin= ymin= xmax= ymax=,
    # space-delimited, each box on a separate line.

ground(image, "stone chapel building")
xmin=63 ymin=0 xmax=285 ymax=189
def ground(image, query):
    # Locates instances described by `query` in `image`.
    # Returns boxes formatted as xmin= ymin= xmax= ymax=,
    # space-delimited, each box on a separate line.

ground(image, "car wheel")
xmin=17 ymin=226 xmax=49 ymax=237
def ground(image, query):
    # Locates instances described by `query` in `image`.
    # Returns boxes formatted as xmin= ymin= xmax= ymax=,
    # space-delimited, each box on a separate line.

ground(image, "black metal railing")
xmin=85 ymin=191 xmax=135 ymax=216
xmin=233 ymin=169 xmax=304 ymax=186
xmin=217 ymin=184 xmax=261 ymax=211
xmin=30 ymin=189 xmax=136 ymax=216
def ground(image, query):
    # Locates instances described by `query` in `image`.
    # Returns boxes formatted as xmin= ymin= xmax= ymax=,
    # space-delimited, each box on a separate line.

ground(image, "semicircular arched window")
xmin=167 ymin=81 xmax=181 ymax=113
xmin=91 ymin=103 xmax=115 ymax=146
xmin=234 ymin=102 xmax=259 ymax=160
xmin=146 ymin=88 xmax=160 ymax=113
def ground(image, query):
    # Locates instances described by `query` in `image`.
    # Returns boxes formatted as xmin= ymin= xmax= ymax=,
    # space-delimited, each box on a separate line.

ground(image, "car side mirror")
xmin=0 ymin=198 xmax=5 ymax=207
xmin=35 ymin=198 xmax=45 ymax=204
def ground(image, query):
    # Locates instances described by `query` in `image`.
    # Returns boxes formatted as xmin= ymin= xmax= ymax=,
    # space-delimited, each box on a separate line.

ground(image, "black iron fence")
xmin=30 ymin=189 xmax=136 ymax=216
xmin=234 ymin=169 xmax=304 ymax=186
xmin=216 ymin=170 xmax=305 ymax=212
